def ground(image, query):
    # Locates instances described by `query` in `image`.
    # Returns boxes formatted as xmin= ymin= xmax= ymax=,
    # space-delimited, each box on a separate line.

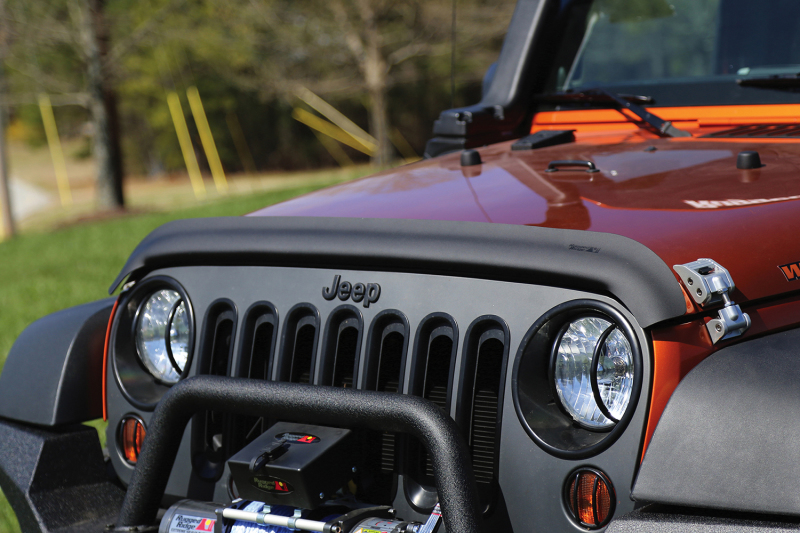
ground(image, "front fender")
xmin=632 ymin=327 xmax=800 ymax=515
xmin=0 ymin=298 xmax=114 ymax=426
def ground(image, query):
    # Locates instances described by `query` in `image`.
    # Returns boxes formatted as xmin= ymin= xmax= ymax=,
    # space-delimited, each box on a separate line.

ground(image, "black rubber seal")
xmin=164 ymin=299 xmax=184 ymax=375
xmin=590 ymin=325 xmax=618 ymax=423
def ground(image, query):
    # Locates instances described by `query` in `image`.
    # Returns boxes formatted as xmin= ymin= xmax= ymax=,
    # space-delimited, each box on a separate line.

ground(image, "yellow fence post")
xmin=311 ymin=130 xmax=354 ymax=167
xmin=38 ymin=94 xmax=72 ymax=207
xmin=292 ymin=108 xmax=375 ymax=156
xmin=167 ymin=91 xmax=206 ymax=199
xmin=389 ymin=128 xmax=420 ymax=163
xmin=295 ymin=87 xmax=377 ymax=152
xmin=186 ymin=87 xmax=228 ymax=194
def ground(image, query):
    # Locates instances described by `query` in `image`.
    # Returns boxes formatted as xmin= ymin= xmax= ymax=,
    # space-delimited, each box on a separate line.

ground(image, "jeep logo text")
xmin=322 ymin=275 xmax=381 ymax=308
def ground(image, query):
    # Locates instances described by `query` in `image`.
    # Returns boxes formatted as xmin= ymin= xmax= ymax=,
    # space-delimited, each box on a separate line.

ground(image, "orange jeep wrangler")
xmin=2 ymin=1 xmax=800 ymax=532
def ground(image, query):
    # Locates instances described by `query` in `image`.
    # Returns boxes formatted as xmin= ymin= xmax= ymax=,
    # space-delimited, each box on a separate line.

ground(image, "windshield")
xmin=543 ymin=0 xmax=800 ymax=106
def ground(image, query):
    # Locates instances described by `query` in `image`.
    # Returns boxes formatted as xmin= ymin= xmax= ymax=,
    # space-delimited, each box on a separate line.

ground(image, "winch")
xmin=158 ymin=423 xmax=441 ymax=533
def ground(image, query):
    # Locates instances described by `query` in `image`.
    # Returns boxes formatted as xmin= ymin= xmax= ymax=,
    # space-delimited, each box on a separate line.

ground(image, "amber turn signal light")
xmin=119 ymin=415 xmax=146 ymax=464
xmin=565 ymin=468 xmax=615 ymax=529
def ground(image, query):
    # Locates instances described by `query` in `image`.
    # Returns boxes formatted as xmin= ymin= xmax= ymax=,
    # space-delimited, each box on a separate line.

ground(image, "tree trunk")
xmin=76 ymin=0 xmax=124 ymax=209
xmin=0 ymin=0 xmax=13 ymax=239
xmin=360 ymin=2 xmax=392 ymax=167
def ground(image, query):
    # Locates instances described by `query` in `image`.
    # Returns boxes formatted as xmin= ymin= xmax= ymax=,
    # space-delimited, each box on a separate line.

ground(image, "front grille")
xmin=191 ymin=297 xmax=508 ymax=506
xmin=192 ymin=300 xmax=237 ymax=481
xmin=276 ymin=304 xmax=319 ymax=384
xmin=703 ymin=124 xmax=800 ymax=138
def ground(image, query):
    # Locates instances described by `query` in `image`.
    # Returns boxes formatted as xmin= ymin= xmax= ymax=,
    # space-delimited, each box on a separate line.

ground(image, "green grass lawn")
xmin=0 ymin=176 xmax=353 ymax=533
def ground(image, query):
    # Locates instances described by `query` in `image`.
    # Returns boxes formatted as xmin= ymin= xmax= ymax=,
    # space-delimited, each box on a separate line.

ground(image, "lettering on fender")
xmin=779 ymin=262 xmax=800 ymax=281
xmin=322 ymin=275 xmax=381 ymax=307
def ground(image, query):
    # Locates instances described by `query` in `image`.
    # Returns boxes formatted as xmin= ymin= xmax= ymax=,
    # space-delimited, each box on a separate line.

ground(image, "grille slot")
xmin=704 ymin=124 xmax=800 ymax=138
xmin=192 ymin=300 xmax=237 ymax=481
xmin=276 ymin=304 xmax=320 ymax=384
xmin=232 ymin=303 xmax=278 ymax=449
xmin=456 ymin=317 xmax=509 ymax=512
xmin=409 ymin=313 xmax=458 ymax=483
xmin=363 ymin=311 xmax=409 ymax=483
xmin=320 ymin=306 xmax=363 ymax=388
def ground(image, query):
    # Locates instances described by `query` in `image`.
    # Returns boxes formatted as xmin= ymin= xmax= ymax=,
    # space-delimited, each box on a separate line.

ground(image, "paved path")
xmin=8 ymin=177 xmax=53 ymax=221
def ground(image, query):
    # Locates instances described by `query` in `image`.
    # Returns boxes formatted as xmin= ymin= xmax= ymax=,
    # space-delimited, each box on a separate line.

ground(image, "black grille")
xmin=456 ymin=318 xmax=509 ymax=510
xmin=192 ymin=301 xmax=236 ymax=481
xmin=232 ymin=303 xmax=278 ymax=449
xmin=201 ymin=304 xmax=506 ymax=508
xmin=409 ymin=315 xmax=458 ymax=482
xmin=470 ymin=337 xmax=504 ymax=483
xmin=320 ymin=307 xmax=363 ymax=388
xmin=276 ymin=305 xmax=319 ymax=384
xmin=703 ymin=124 xmax=800 ymax=138
xmin=364 ymin=312 xmax=409 ymax=478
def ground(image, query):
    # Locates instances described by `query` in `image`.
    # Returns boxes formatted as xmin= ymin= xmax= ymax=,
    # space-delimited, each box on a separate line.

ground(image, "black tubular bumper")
xmin=115 ymin=376 xmax=481 ymax=533
xmin=0 ymin=419 xmax=124 ymax=533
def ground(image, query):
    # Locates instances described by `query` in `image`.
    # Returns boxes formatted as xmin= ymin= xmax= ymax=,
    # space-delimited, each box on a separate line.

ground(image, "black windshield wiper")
xmin=538 ymin=89 xmax=692 ymax=138
xmin=737 ymin=74 xmax=800 ymax=90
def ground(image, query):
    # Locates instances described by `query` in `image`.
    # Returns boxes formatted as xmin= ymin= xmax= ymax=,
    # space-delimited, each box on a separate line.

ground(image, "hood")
xmin=251 ymin=136 xmax=800 ymax=309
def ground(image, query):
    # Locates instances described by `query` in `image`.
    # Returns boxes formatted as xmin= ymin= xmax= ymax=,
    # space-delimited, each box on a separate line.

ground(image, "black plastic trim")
xmin=192 ymin=298 xmax=237 ymax=482
xmin=114 ymin=377 xmax=481 ymax=533
xmin=405 ymin=312 xmax=459 ymax=512
xmin=164 ymin=299 xmax=185 ymax=374
xmin=633 ymin=327 xmax=800 ymax=516
xmin=319 ymin=304 xmax=364 ymax=387
xmin=512 ymin=300 xmax=643 ymax=459
xmin=590 ymin=326 xmax=619 ymax=423
xmin=108 ymin=217 xmax=686 ymax=328
xmin=424 ymin=0 xmax=549 ymax=156
xmin=362 ymin=310 xmax=410 ymax=391
xmin=0 ymin=298 xmax=114 ymax=426
xmin=455 ymin=316 xmax=510 ymax=514
xmin=275 ymin=303 xmax=321 ymax=384
xmin=236 ymin=301 xmax=279 ymax=380
xmin=196 ymin=298 xmax=238 ymax=378
xmin=0 ymin=419 xmax=125 ymax=533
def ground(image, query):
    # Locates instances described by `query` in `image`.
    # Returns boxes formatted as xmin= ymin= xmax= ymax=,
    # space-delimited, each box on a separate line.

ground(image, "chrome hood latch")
xmin=673 ymin=258 xmax=751 ymax=344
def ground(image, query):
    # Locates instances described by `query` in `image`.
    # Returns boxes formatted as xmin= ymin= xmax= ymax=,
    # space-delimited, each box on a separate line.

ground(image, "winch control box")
xmin=228 ymin=422 xmax=356 ymax=509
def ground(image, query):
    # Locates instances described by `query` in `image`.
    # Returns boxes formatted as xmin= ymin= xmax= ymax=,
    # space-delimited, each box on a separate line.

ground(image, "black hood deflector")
xmin=109 ymin=216 xmax=685 ymax=328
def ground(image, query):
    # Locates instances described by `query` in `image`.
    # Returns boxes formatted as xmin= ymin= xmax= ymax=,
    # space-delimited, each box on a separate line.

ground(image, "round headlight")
xmin=135 ymin=289 xmax=190 ymax=384
xmin=553 ymin=316 xmax=634 ymax=430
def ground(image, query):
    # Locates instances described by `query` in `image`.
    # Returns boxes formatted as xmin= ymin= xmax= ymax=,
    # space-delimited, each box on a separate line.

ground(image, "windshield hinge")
xmin=673 ymin=258 xmax=751 ymax=344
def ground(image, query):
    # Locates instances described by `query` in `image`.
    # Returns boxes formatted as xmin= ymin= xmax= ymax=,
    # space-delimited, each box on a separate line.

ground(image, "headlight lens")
xmin=554 ymin=316 xmax=634 ymax=430
xmin=135 ymin=289 xmax=190 ymax=384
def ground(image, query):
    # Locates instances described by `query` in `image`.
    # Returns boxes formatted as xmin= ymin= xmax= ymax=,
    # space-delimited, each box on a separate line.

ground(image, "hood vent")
xmin=704 ymin=124 xmax=800 ymax=138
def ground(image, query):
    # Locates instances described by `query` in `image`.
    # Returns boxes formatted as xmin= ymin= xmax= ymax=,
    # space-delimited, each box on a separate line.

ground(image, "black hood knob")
xmin=736 ymin=151 xmax=763 ymax=169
